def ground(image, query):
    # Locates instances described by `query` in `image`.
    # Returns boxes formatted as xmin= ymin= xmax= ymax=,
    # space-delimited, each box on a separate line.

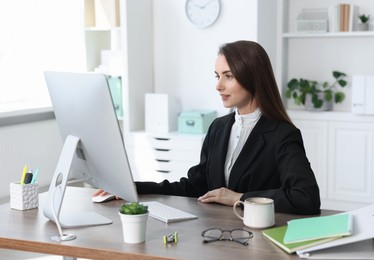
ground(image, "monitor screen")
xmin=43 ymin=71 xmax=138 ymax=228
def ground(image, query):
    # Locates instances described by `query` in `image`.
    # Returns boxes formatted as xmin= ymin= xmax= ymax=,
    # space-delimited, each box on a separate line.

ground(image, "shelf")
xmin=85 ymin=27 xmax=121 ymax=32
xmin=287 ymin=109 xmax=374 ymax=122
xmin=283 ymin=31 xmax=374 ymax=39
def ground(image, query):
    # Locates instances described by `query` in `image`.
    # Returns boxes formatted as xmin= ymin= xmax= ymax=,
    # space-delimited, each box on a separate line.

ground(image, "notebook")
xmin=284 ymin=213 xmax=353 ymax=244
xmin=262 ymin=225 xmax=339 ymax=254
xmin=297 ymin=204 xmax=374 ymax=258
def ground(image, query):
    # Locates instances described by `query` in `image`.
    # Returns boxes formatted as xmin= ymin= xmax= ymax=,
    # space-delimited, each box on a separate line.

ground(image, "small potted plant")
xmin=285 ymin=71 xmax=347 ymax=111
xmin=118 ymin=202 xmax=149 ymax=243
xmin=357 ymin=14 xmax=370 ymax=31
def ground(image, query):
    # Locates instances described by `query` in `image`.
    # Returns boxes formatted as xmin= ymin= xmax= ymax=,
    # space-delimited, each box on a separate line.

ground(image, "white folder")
xmin=297 ymin=204 xmax=374 ymax=259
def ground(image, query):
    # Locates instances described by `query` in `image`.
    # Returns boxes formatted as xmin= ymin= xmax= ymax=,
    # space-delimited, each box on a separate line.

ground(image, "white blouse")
xmin=224 ymin=108 xmax=262 ymax=186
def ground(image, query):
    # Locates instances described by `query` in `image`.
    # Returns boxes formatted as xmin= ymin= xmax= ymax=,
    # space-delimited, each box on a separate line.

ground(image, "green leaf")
xmin=325 ymin=90 xmax=333 ymax=101
xmin=333 ymin=71 xmax=346 ymax=79
xmin=285 ymin=89 xmax=291 ymax=99
xmin=299 ymin=79 xmax=310 ymax=90
xmin=335 ymin=92 xmax=345 ymax=103
xmin=310 ymin=93 xmax=322 ymax=108
xmin=338 ymin=79 xmax=347 ymax=87
xmin=295 ymin=96 xmax=303 ymax=105
xmin=300 ymin=92 xmax=306 ymax=104
xmin=119 ymin=202 xmax=148 ymax=215
xmin=322 ymin=81 xmax=329 ymax=89
xmin=313 ymin=99 xmax=323 ymax=108
xmin=287 ymin=78 xmax=299 ymax=90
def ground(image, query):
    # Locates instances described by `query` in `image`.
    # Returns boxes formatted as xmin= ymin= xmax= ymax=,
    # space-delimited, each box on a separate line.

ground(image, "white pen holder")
xmin=10 ymin=182 xmax=39 ymax=210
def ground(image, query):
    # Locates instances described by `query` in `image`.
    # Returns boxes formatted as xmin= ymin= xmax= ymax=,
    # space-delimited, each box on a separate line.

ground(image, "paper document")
xmin=297 ymin=204 xmax=374 ymax=257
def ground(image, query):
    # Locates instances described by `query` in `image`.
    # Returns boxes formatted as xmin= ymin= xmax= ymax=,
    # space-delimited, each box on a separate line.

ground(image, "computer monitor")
xmin=43 ymin=71 xmax=138 ymax=229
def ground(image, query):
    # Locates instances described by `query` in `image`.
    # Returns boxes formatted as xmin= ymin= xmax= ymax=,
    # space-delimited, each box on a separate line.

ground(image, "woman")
xmin=97 ymin=40 xmax=321 ymax=215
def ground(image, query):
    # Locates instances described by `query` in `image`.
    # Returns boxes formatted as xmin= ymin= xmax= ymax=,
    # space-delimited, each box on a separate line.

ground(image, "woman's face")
xmin=214 ymin=54 xmax=257 ymax=114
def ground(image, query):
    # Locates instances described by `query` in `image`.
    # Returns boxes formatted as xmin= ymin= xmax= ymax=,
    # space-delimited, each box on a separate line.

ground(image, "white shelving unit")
xmin=277 ymin=0 xmax=374 ymax=211
xmin=276 ymin=0 xmax=374 ymax=112
xmin=83 ymin=0 xmax=122 ymax=74
xmin=83 ymin=0 xmax=154 ymax=132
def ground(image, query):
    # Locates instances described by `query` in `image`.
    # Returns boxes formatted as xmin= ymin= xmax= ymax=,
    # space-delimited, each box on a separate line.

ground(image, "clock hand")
xmin=192 ymin=3 xmax=205 ymax=9
xmin=201 ymin=0 xmax=215 ymax=8
xmin=192 ymin=0 xmax=214 ymax=9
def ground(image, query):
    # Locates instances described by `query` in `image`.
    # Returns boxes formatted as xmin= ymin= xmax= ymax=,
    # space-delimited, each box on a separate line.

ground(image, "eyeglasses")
xmin=201 ymin=228 xmax=253 ymax=246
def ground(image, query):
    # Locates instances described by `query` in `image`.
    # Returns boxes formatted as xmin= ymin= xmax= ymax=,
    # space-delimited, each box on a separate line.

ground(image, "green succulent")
xmin=358 ymin=14 xmax=370 ymax=24
xmin=119 ymin=202 xmax=148 ymax=215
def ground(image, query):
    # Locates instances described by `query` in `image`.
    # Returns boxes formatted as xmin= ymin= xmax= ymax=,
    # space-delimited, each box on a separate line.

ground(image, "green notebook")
xmin=283 ymin=213 xmax=353 ymax=244
xmin=262 ymin=226 xmax=339 ymax=254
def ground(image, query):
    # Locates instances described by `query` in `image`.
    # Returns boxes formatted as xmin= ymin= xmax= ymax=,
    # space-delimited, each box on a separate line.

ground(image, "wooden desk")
xmin=0 ymin=187 xmax=334 ymax=260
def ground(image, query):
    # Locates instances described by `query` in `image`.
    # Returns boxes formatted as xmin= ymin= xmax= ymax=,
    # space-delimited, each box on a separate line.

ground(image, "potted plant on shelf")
xmin=357 ymin=14 xmax=370 ymax=31
xmin=285 ymin=71 xmax=347 ymax=111
xmin=118 ymin=202 xmax=149 ymax=244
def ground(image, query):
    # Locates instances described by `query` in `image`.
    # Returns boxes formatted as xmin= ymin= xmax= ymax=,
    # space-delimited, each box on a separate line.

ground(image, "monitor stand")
xmin=43 ymin=135 xmax=113 ymax=228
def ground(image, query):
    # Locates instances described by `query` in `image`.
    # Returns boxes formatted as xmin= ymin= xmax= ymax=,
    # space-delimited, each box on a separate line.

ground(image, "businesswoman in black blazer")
xmin=96 ymin=40 xmax=321 ymax=215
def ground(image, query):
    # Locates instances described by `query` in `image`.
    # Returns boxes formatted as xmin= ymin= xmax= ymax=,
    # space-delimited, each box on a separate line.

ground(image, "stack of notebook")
xmin=262 ymin=213 xmax=353 ymax=254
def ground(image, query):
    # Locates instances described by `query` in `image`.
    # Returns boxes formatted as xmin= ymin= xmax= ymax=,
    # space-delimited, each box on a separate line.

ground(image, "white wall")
xmin=0 ymin=0 xmax=85 ymax=109
xmin=0 ymin=0 xmax=279 ymax=202
xmin=152 ymin=0 xmax=278 ymax=116
xmin=0 ymin=119 xmax=62 ymax=202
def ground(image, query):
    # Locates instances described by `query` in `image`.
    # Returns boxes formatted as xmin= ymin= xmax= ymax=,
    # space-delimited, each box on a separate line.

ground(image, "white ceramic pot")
xmin=119 ymin=212 xmax=148 ymax=244
xmin=357 ymin=23 xmax=369 ymax=31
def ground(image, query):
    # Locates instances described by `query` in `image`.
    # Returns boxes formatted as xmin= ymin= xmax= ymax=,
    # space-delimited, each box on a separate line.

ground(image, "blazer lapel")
xmin=207 ymin=114 xmax=235 ymax=189
xmin=228 ymin=116 xmax=275 ymax=189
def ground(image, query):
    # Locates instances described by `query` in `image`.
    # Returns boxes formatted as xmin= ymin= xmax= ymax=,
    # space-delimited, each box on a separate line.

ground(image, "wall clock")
xmin=185 ymin=0 xmax=221 ymax=28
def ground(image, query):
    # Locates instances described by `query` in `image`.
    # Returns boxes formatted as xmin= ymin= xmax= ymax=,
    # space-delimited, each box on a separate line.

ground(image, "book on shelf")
xmin=337 ymin=4 xmax=358 ymax=32
xmin=283 ymin=213 xmax=353 ymax=244
xmin=340 ymin=4 xmax=350 ymax=32
xmin=262 ymin=225 xmax=340 ymax=254
xmin=328 ymin=5 xmax=340 ymax=32
xmin=349 ymin=4 xmax=358 ymax=32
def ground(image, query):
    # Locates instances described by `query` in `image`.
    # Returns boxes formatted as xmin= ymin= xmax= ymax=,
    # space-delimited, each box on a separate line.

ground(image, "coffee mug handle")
xmin=233 ymin=200 xmax=244 ymax=220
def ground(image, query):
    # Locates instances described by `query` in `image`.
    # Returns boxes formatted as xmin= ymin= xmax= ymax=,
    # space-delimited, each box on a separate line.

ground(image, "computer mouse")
xmin=92 ymin=193 xmax=116 ymax=203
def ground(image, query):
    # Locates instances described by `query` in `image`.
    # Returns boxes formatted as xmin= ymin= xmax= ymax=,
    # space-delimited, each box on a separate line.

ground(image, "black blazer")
xmin=136 ymin=113 xmax=321 ymax=215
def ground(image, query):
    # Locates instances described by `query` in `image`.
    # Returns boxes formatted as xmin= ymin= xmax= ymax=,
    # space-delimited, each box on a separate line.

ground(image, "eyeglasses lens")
xmin=203 ymin=229 xmax=222 ymax=241
xmin=231 ymin=229 xmax=252 ymax=243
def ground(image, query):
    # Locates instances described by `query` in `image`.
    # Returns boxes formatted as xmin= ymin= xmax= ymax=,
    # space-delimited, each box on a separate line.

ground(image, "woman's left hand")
xmin=198 ymin=187 xmax=243 ymax=206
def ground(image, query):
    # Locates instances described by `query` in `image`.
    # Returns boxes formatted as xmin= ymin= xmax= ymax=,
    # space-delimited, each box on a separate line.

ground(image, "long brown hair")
xmin=218 ymin=40 xmax=292 ymax=124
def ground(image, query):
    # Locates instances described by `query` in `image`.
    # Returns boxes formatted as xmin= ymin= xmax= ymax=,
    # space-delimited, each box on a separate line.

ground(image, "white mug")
xmin=233 ymin=197 xmax=275 ymax=229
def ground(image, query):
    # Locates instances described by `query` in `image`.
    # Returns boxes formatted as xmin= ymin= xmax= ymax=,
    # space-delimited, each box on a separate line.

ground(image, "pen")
xmin=20 ymin=165 xmax=28 ymax=185
xmin=31 ymin=168 xmax=39 ymax=184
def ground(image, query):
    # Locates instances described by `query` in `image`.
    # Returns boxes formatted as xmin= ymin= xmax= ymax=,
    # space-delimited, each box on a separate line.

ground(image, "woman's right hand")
xmin=92 ymin=189 xmax=120 ymax=200
xmin=92 ymin=189 xmax=109 ymax=197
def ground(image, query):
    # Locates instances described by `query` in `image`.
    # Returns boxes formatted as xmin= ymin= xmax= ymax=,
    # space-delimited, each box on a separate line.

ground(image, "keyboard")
xmin=141 ymin=201 xmax=198 ymax=223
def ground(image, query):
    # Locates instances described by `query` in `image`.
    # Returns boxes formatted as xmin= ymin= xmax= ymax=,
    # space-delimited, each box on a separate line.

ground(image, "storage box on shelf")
xmin=178 ymin=110 xmax=217 ymax=134
xmin=124 ymin=131 xmax=205 ymax=182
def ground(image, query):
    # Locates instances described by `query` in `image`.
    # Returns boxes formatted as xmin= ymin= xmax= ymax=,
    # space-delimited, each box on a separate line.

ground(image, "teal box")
xmin=178 ymin=110 xmax=217 ymax=134
xmin=107 ymin=75 xmax=123 ymax=117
